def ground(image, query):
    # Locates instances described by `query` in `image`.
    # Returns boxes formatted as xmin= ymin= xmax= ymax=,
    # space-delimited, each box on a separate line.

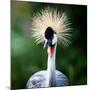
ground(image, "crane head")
xmin=44 ymin=27 xmax=57 ymax=57
xmin=32 ymin=7 xmax=72 ymax=48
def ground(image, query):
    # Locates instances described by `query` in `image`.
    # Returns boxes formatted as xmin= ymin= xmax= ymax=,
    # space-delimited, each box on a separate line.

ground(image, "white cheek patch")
xmin=52 ymin=34 xmax=57 ymax=45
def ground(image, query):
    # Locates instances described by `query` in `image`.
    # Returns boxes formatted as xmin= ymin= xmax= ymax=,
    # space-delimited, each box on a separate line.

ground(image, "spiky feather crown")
xmin=32 ymin=7 xmax=72 ymax=47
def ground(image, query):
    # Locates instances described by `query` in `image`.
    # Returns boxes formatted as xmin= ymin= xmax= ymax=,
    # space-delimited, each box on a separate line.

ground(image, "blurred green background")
xmin=11 ymin=1 xmax=87 ymax=89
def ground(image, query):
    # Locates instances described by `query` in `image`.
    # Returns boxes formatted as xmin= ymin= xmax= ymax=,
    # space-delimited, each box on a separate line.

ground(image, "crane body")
xmin=26 ymin=7 xmax=71 ymax=88
xmin=26 ymin=70 xmax=69 ymax=88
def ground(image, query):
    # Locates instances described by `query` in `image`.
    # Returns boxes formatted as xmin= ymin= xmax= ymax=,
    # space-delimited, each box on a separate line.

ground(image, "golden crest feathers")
xmin=32 ymin=7 xmax=72 ymax=47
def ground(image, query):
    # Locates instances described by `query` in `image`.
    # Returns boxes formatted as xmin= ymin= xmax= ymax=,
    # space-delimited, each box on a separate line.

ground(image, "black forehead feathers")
xmin=45 ymin=27 xmax=56 ymax=39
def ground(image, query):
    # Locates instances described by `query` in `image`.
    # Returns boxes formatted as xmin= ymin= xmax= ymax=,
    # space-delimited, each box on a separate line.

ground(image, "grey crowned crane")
xmin=26 ymin=7 xmax=72 ymax=88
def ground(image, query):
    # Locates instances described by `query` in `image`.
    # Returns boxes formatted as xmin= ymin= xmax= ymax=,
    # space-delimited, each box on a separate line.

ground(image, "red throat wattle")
xmin=49 ymin=47 xmax=54 ymax=57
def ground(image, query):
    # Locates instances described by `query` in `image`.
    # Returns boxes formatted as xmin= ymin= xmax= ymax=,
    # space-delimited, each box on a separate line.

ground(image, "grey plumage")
xmin=26 ymin=70 xmax=69 ymax=88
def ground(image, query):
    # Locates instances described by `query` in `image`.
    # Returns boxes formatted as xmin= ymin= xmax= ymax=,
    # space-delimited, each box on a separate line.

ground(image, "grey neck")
xmin=46 ymin=44 xmax=57 ymax=87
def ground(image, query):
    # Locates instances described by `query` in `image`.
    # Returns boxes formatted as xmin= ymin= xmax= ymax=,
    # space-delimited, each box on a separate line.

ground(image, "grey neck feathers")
xmin=46 ymin=44 xmax=57 ymax=87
